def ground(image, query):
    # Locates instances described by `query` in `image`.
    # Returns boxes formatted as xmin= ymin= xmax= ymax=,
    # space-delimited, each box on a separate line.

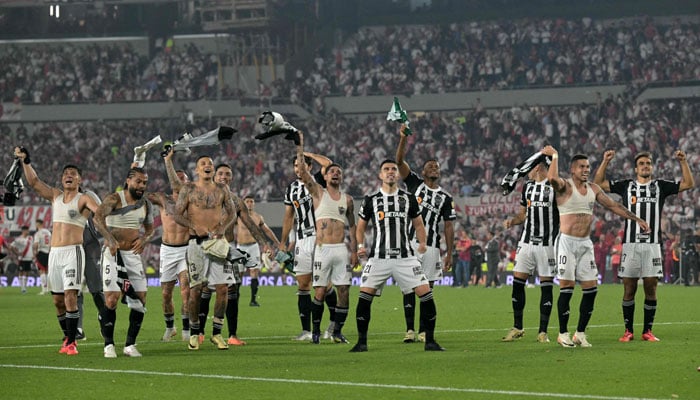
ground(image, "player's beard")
xmin=129 ymin=186 xmax=144 ymax=200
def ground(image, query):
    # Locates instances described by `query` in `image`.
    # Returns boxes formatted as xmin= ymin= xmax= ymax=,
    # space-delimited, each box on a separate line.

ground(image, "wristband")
xmin=552 ymin=153 xmax=558 ymax=160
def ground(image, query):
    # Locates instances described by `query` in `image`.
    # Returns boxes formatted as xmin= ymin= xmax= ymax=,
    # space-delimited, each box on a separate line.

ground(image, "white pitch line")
xmin=0 ymin=364 xmax=665 ymax=400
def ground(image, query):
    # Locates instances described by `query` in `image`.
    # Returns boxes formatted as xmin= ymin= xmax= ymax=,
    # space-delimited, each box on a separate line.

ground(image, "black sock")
xmin=57 ymin=312 xmax=68 ymax=338
xmin=298 ymin=290 xmax=312 ymax=332
xmin=558 ymin=287 xmax=574 ymax=334
xmin=539 ymin=282 xmax=553 ymax=333
xmin=576 ymin=287 xmax=597 ymax=333
xmin=355 ymin=292 xmax=373 ymax=345
xmin=126 ymin=309 xmax=144 ymax=346
xmin=643 ymin=299 xmax=657 ymax=333
xmin=325 ymin=287 xmax=337 ymax=323
xmin=212 ymin=316 xmax=224 ymax=336
xmin=91 ymin=292 xmax=106 ymax=315
xmin=77 ymin=294 xmax=84 ymax=332
xmin=226 ymin=286 xmax=239 ymax=337
xmin=164 ymin=313 xmax=175 ymax=329
xmin=419 ymin=291 xmax=437 ymax=343
xmin=311 ymin=297 xmax=324 ymax=335
xmin=622 ymin=299 xmax=635 ymax=333
xmin=251 ymin=278 xmax=259 ymax=302
xmin=199 ymin=291 xmax=211 ymax=332
xmin=66 ymin=310 xmax=79 ymax=343
xmin=190 ymin=323 xmax=200 ymax=336
xmin=511 ymin=277 xmax=526 ymax=329
xmin=182 ymin=316 xmax=190 ymax=331
xmin=403 ymin=292 xmax=416 ymax=332
xmin=334 ymin=306 xmax=349 ymax=335
xmin=100 ymin=307 xmax=117 ymax=346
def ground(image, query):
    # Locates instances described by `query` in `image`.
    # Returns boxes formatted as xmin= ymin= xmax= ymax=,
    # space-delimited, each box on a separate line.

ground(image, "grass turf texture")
xmin=1 ymin=283 xmax=698 ymax=400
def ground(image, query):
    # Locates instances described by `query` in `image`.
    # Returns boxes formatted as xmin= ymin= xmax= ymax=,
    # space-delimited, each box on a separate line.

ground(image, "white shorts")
xmin=238 ymin=242 xmax=261 ymax=271
xmin=47 ymin=245 xmax=85 ymax=293
xmin=513 ymin=242 xmax=556 ymax=277
xmin=360 ymin=257 xmax=428 ymax=293
xmin=102 ymin=248 xmax=147 ymax=292
xmin=618 ymin=243 xmax=663 ymax=279
xmin=555 ymin=234 xmax=598 ymax=282
xmin=411 ymin=241 xmax=443 ymax=283
xmin=312 ymin=243 xmax=351 ymax=287
xmin=294 ymin=236 xmax=316 ymax=276
xmin=187 ymin=238 xmax=235 ymax=287
xmin=160 ymin=243 xmax=188 ymax=283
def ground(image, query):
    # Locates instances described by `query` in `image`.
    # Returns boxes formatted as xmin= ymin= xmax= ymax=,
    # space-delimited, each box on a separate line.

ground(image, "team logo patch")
xmin=105 ymin=279 xmax=111 ymax=286
xmin=68 ymin=210 xmax=78 ymax=219
xmin=338 ymin=206 xmax=346 ymax=215
xmin=313 ymin=275 xmax=320 ymax=281
xmin=590 ymin=261 xmax=596 ymax=269
xmin=362 ymin=276 xmax=368 ymax=283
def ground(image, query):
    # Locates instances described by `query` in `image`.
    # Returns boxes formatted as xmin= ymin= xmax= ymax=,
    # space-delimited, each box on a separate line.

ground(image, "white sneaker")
xmin=293 ymin=330 xmax=312 ymax=341
xmin=181 ymin=330 xmax=191 ymax=341
xmin=572 ymin=331 xmax=592 ymax=347
xmin=323 ymin=322 xmax=336 ymax=340
xmin=557 ymin=332 xmax=576 ymax=348
xmin=162 ymin=327 xmax=177 ymax=341
xmin=123 ymin=344 xmax=142 ymax=357
xmin=103 ymin=344 xmax=117 ymax=358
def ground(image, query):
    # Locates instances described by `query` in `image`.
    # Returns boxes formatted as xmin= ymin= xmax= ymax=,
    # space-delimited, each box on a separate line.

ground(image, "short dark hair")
xmin=215 ymin=164 xmax=232 ymax=172
xmin=62 ymin=164 xmax=82 ymax=176
xmin=244 ymin=195 xmax=255 ymax=201
xmin=634 ymin=152 xmax=652 ymax=164
xmin=422 ymin=159 xmax=439 ymax=169
xmin=380 ymin=159 xmax=398 ymax=169
xmin=571 ymin=154 xmax=588 ymax=164
xmin=196 ymin=155 xmax=212 ymax=163
xmin=325 ymin=163 xmax=342 ymax=172
xmin=36 ymin=219 xmax=43 ymax=224
xmin=21 ymin=225 xmax=29 ymax=230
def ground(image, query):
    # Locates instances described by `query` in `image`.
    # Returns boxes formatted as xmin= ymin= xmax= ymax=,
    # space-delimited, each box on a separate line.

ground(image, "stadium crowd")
xmin=2 ymin=16 xmax=699 ymax=106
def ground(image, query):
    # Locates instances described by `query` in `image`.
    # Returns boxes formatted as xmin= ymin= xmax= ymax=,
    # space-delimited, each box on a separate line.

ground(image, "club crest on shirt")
xmin=69 ymin=210 xmax=78 ymax=219
xmin=338 ymin=206 xmax=346 ymax=215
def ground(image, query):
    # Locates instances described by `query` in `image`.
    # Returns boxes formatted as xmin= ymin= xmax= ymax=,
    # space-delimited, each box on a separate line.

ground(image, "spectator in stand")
xmin=610 ymin=236 xmax=623 ymax=284
xmin=453 ymin=230 xmax=471 ymax=287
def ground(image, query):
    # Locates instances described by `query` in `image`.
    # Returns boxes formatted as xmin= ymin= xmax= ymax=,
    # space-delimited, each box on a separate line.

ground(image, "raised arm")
xmin=593 ymin=150 xmax=614 ymax=192
xmin=542 ymin=145 xmax=566 ymax=193
xmin=676 ymin=150 xmax=695 ymax=192
xmin=304 ymin=152 xmax=333 ymax=175
xmin=395 ymin=124 xmax=411 ymax=179
xmin=14 ymin=147 xmax=57 ymax=202
xmin=163 ymin=146 xmax=183 ymax=193
xmin=296 ymin=131 xmax=321 ymax=198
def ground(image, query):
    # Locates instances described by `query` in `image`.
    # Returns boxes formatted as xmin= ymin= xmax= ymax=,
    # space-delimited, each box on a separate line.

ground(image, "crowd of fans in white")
xmin=1 ymin=16 xmax=699 ymax=105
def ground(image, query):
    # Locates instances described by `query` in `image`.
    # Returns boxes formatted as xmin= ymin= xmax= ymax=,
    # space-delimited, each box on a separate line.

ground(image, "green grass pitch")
xmin=1 ymin=283 xmax=698 ymax=400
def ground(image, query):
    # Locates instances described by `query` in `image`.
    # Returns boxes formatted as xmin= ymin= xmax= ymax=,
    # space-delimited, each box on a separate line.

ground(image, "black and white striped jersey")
xmin=284 ymin=171 xmax=326 ymax=240
xmin=609 ymin=179 xmax=679 ymax=244
xmin=519 ymin=179 xmax=559 ymax=246
xmin=404 ymin=171 xmax=456 ymax=248
xmin=358 ymin=188 xmax=422 ymax=259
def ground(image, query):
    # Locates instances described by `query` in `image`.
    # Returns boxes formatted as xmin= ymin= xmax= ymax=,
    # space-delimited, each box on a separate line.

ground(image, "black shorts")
xmin=36 ymin=252 xmax=49 ymax=271
xmin=18 ymin=260 xmax=33 ymax=272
